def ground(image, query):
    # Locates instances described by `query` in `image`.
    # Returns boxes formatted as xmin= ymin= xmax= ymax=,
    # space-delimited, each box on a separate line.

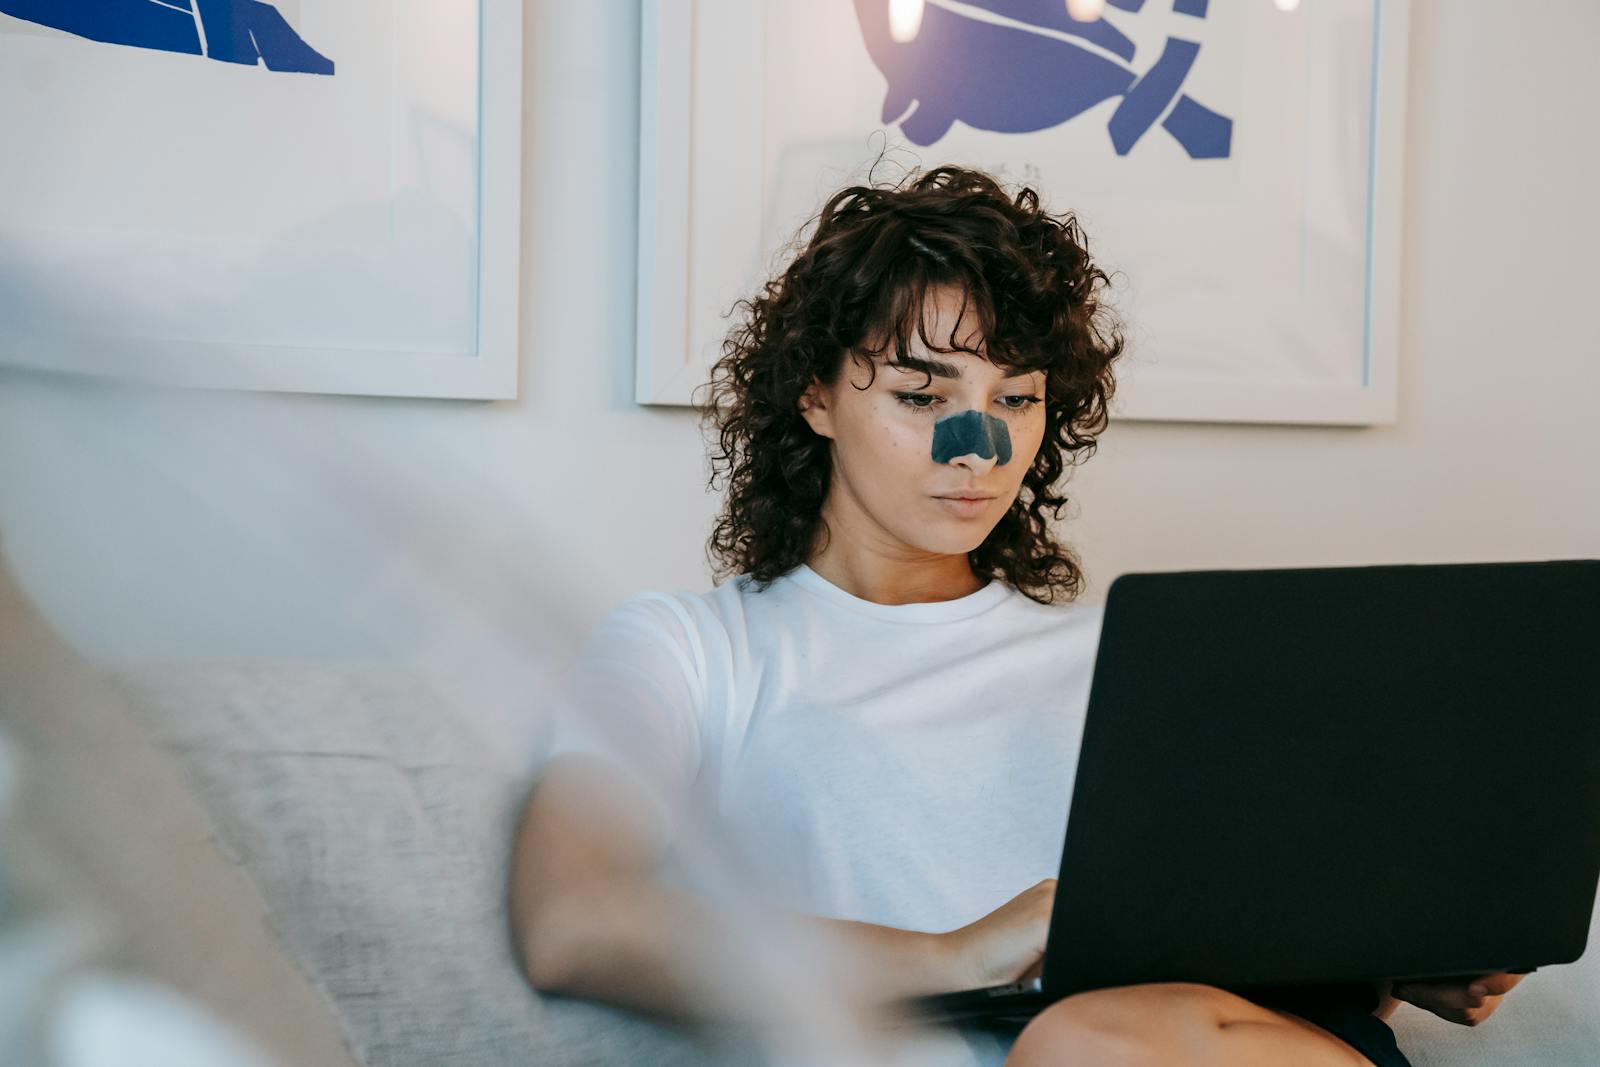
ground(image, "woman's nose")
xmin=932 ymin=410 xmax=1013 ymax=469
xmin=948 ymin=452 xmax=999 ymax=476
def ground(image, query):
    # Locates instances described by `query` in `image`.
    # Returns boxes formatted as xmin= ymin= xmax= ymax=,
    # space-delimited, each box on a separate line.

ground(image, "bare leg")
xmin=1005 ymin=982 xmax=1372 ymax=1067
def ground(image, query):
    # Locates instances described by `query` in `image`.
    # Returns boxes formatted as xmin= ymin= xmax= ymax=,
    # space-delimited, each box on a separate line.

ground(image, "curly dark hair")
xmin=697 ymin=163 xmax=1124 ymax=605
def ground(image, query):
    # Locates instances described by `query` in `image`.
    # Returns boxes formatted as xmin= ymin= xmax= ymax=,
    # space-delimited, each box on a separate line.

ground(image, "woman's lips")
xmin=935 ymin=495 xmax=994 ymax=518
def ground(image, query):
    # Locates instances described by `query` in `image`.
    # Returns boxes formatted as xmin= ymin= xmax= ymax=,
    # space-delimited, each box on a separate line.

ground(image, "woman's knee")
xmin=1005 ymin=983 xmax=1263 ymax=1067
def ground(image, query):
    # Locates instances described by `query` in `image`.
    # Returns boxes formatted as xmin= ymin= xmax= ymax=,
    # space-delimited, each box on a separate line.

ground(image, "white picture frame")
xmin=0 ymin=0 xmax=522 ymax=400
xmin=636 ymin=0 xmax=1408 ymax=426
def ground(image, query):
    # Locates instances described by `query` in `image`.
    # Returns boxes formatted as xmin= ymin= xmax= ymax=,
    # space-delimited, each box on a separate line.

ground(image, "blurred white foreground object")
xmin=51 ymin=972 xmax=278 ymax=1067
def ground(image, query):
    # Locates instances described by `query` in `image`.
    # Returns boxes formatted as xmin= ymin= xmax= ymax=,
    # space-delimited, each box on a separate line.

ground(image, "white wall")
xmin=1 ymin=0 xmax=1596 ymax=671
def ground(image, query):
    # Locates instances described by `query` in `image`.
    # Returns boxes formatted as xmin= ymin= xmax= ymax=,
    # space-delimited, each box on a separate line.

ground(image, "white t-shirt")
xmin=547 ymin=562 xmax=1105 ymax=937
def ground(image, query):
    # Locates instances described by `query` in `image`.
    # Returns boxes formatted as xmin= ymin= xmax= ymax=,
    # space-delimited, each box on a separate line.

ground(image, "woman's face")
xmin=798 ymin=285 xmax=1048 ymax=560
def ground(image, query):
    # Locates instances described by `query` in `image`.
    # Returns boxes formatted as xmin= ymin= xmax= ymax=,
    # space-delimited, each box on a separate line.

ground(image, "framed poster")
xmin=0 ymin=0 xmax=522 ymax=400
xmin=637 ymin=0 xmax=1408 ymax=426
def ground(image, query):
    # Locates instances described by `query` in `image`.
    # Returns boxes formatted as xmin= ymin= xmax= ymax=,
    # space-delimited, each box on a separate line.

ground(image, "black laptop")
xmin=902 ymin=559 xmax=1600 ymax=1026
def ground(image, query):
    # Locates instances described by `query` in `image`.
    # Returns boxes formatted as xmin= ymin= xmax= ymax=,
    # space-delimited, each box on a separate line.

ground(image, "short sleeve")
xmin=541 ymin=592 xmax=707 ymax=823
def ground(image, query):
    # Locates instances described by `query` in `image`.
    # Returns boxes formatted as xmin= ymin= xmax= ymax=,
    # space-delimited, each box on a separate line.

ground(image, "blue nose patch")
xmin=931 ymin=409 xmax=1013 ymax=465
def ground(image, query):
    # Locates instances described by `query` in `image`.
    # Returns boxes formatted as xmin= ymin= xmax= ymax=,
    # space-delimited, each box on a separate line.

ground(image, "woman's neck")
xmin=804 ymin=549 xmax=986 ymax=606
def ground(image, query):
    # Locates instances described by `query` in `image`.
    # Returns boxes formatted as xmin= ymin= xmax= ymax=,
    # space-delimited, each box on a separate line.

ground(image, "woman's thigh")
xmin=1004 ymin=982 xmax=1372 ymax=1067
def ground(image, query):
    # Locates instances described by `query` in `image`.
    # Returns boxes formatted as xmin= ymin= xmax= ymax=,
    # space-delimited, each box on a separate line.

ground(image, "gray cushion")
xmin=107 ymin=661 xmax=756 ymax=1067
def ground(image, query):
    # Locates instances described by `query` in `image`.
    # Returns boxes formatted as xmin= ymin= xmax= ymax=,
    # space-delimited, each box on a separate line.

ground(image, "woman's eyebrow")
xmin=886 ymin=356 xmax=1038 ymax=383
xmin=886 ymin=355 xmax=963 ymax=380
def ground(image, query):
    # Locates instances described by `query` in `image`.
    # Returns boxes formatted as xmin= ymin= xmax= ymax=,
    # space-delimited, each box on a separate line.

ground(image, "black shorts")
xmin=1234 ymin=982 xmax=1411 ymax=1067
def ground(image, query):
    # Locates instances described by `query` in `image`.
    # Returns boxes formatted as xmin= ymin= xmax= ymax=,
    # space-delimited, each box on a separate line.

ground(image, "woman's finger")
xmin=1392 ymin=980 xmax=1486 ymax=1012
xmin=1468 ymin=972 xmax=1525 ymax=997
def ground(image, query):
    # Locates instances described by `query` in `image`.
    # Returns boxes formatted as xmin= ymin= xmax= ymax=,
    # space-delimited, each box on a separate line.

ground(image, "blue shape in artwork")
xmin=0 ymin=0 xmax=334 ymax=75
xmin=960 ymin=0 xmax=1138 ymax=62
xmin=1162 ymin=93 xmax=1231 ymax=158
xmin=853 ymin=0 xmax=1232 ymax=158
xmin=856 ymin=0 xmax=1135 ymax=147
xmin=0 ymin=0 xmax=202 ymax=55
xmin=1108 ymin=35 xmax=1199 ymax=154
xmin=194 ymin=0 xmax=333 ymax=74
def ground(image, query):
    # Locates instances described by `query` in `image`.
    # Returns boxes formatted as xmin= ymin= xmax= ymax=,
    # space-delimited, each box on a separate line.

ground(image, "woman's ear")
xmin=797 ymin=380 xmax=835 ymax=439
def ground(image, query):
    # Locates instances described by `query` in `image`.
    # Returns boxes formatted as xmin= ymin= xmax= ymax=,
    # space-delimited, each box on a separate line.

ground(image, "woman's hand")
xmin=1389 ymin=972 xmax=1526 ymax=1026
xmin=939 ymin=878 xmax=1057 ymax=991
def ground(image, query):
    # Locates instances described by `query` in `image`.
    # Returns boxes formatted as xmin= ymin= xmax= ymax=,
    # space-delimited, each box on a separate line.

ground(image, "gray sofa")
xmin=3 ymin=554 xmax=1596 ymax=1065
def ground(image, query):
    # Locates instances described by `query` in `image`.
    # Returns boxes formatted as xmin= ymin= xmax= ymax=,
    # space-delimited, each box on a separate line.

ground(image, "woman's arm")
xmin=509 ymin=754 xmax=1016 ymax=1023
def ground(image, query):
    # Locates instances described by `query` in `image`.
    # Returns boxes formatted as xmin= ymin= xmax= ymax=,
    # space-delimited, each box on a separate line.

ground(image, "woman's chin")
xmin=918 ymin=526 xmax=999 ymax=556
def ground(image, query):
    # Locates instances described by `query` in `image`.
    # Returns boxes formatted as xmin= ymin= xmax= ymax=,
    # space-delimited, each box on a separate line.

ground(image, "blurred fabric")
xmin=0 ymin=541 xmax=355 ymax=1066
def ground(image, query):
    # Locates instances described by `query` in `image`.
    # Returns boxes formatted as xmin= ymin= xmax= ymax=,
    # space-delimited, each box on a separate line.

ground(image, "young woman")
xmin=509 ymin=165 xmax=1521 ymax=1065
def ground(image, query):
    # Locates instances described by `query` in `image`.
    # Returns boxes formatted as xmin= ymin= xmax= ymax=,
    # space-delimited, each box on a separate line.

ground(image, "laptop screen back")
xmin=1043 ymin=559 xmax=1600 ymax=997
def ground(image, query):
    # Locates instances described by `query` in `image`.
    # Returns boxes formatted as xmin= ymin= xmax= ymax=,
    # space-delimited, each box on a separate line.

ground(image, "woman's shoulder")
xmin=1000 ymin=584 xmax=1107 ymax=621
xmin=601 ymin=573 xmax=751 ymax=626
xmin=992 ymin=585 xmax=1108 ymax=650
xmin=590 ymin=573 xmax=762 ymax=656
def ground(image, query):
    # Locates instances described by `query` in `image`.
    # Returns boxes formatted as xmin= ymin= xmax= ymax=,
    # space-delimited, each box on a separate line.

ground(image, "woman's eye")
xmin=894 ymin=392 xmax=940 ymax=411
xmin=999 ymin=395 xmax=1043 ymax=412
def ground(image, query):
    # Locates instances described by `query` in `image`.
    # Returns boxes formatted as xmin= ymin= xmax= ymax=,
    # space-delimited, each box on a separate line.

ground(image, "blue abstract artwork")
xmin=0 ymin=0 xmax=335 ymax=75
xmin=853 ymin=0 xmax=1230 ymax=158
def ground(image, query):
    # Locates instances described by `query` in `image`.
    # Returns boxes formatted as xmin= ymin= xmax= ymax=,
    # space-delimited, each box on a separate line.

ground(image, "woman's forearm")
xmin=519 ymin=876 xmax=965 ymax=1024
xmin=510 ymin=756 xmax=972 ymax=1024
